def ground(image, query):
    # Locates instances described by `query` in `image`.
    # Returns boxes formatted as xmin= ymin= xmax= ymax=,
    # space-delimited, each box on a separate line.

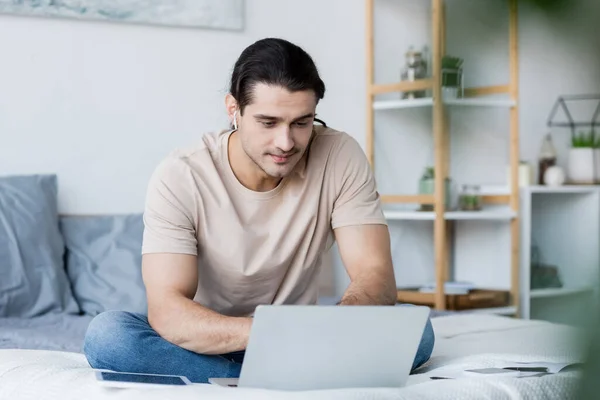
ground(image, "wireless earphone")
xmin=233 ymin=110 xmax=238 ymax=130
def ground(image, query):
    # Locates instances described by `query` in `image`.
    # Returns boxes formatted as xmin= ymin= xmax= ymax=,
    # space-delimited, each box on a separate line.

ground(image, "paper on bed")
xmin=499 ymin=361 xmax=584 ymax=373
xmin=430 ymin=369 xmax=543 ymax=380
xmin=427 ymin=360 xmax=583 ymax=380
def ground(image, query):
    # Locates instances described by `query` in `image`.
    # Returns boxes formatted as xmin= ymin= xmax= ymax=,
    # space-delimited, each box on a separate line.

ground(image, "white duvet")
xmin=0 ymin=315 xmax=586 ymax=400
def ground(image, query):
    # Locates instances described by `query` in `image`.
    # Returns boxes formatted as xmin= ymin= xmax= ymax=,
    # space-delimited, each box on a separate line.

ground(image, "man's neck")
xmin=228 ymin=131 xmax=281 ymax=192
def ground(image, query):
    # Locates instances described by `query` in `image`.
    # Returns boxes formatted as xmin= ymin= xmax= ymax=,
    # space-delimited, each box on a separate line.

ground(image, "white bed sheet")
xmin=0 ymin=314 xmax=586 ymax=400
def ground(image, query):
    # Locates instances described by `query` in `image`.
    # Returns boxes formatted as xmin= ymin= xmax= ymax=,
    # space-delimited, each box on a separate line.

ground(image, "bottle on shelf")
xmin=538 ymin=133 xmax=557 ymax=185
xmin=400 ymin=46 xmax=427 ymax=99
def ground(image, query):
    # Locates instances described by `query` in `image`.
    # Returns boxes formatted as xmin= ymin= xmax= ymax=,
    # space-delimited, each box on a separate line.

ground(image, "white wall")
xmin=1 ymin=0 xmax=598 ymax=297
xmin=0 ymin=0 xmax=364 ymax=214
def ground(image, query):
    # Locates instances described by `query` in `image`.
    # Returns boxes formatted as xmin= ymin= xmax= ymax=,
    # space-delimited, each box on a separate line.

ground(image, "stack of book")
xmin=417 ymin=281 xmax=475 ymax=295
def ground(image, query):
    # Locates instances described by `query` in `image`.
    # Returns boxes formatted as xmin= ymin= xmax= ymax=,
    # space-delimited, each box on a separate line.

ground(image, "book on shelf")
xmin=417 ymin=281 xmax=476 ymax=295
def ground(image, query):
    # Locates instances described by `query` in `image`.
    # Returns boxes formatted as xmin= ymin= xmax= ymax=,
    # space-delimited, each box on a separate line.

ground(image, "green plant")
xmin=459 ymin=194 xmax=481 ymax=211
xmin=572 ymin=130 xmax=600 ymax=148
xmin=441 ymin=56 xmax=463 ymax=88
xmin=441 ymin=56 xmax=463 ymax=70
xmin=421 ymin=166 xmax=435 ymax=180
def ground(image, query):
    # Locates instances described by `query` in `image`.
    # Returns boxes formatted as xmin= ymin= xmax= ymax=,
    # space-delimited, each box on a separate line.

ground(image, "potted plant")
xmin=441 ymin=55 xmax=464 ymax=99
xmin=418 ymin=167 xmax=452 ymax=211
xmin=567 ymin=130 xmax=600 ymax=184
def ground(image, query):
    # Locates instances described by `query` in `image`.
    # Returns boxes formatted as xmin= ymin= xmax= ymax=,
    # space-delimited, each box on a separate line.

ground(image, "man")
xmin=83 ymin=37 xmax=435 ymax=383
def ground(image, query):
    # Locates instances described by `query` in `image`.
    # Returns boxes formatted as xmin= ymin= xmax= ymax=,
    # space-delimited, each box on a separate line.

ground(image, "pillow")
xmin=0 ymin=174 xmax=79 ymax=317
xmin=60 ymin=214 xmax=147 ymax=316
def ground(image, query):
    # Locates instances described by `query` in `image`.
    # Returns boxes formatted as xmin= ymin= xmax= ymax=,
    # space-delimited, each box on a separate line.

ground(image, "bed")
xmin=0 ymin=312 xmax=586 ymax=400
xmin=0 ymin=175 xmax=588 ymax=399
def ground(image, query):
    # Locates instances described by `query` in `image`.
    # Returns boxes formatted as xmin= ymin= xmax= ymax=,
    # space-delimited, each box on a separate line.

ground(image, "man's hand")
xmin=142 ymin=253 xmax=252 ymax=355
xmin=334 ymin=224 xmax=397 ymax=306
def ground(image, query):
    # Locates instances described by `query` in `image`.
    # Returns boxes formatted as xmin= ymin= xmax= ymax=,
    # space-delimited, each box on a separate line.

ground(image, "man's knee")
xmin=413 ymin=318 xmax=435 ymax=370
xmin=83 ymin=310 xmax=142 ymax=369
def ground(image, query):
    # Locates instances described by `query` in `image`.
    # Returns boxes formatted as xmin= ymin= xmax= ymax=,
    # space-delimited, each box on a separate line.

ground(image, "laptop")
xmin=209 ymin=304 xmax=430 ymax=391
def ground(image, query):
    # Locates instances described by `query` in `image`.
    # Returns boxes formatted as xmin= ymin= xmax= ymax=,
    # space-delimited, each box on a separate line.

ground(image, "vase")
xmin=543 ymin=166 xmax=566 ymax=186
xmin=418 ymin=178 xmax=452 ymax=211
xmin=567 ymin=148 xmax=596 ymax=184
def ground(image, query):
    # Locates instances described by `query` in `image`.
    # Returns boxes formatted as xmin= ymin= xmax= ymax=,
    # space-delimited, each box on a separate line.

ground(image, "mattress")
xmin=0 ymin=314 xmax=586 ymax=400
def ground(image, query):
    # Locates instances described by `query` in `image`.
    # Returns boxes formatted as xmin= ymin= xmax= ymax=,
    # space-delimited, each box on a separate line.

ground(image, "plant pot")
xmin=418 ymin=178 xmax=451 ymax=210
xmin=567 ymin=148 xmax=596 ymax=184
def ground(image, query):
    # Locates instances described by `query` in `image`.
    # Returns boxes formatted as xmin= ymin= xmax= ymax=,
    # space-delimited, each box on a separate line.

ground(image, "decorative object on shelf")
xmin=547 ymin=94 xmax=600 ymax=140
xmin=547 ymin=94 xmax=600 ymax=185
xmin=400 ymin=46 xmax=428 ymax=99
xmin=417 ymin=167 xmax=451 ymax=211
xmin=543 ymin=166 xmax=566 ymax=186
xmin=459 ymin=185 xmax=482 ymax=211
xmin=530 ymin=246 xmax=563 ymax=290
xmin=537 ymin=133 xmax=557 ymax=185
xmin=567 ymin=130 xmax=600 ymax=184
xmin=508 ymin=161 xmax=534 ymax=187
xmin=441 ymin=55 xmax=464 ymax=99
xmin=0 ymin=0 xmax=245 ymax=31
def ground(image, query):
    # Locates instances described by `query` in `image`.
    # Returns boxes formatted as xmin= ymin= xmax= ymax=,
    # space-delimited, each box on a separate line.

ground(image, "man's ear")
xmin=225 ymin=94 xmax=239 ymax=123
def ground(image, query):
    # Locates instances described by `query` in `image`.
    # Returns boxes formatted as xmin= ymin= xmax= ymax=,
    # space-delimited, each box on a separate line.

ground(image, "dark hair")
xmin=229 ymin=38 xmax=326 ymax=115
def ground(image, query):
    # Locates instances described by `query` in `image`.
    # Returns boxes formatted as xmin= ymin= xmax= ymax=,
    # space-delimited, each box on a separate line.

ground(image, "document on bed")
xmin=430 ymin=361 xmax=584 ymax=380
xmin=498 ymin=361 xmax=583 ymax=374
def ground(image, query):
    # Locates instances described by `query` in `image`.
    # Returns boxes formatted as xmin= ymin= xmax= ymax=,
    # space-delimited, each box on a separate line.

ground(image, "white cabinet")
xmin=519 ymin=186 xmax=600 ymax=326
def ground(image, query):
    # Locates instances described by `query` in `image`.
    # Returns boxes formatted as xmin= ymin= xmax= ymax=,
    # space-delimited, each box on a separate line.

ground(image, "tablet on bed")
xmin=94 ymin=370 xmax=192 ymax=389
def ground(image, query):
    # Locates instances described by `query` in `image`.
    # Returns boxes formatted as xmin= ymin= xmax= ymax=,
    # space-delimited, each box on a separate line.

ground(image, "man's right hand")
xmin=142 ymin=253 xmax=252 ymax=355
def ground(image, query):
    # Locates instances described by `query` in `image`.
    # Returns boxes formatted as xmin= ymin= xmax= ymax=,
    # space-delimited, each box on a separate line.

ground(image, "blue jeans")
xmin=83 ymin=310 xmax=435 ymax=384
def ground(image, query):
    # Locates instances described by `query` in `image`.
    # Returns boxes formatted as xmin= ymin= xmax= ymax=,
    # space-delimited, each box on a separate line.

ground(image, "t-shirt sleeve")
xmin=331 ymin=135 xmax=388 ymax=229
xmin=141 ymin=157 xmax=199 ymax=256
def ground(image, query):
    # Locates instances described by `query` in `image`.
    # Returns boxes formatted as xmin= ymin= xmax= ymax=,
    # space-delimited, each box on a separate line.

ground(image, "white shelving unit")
xmin=373 ymin=98 xmax=433 ymax=110
xmin=519 ymin=185 xmax=600 ymax=327
xmin=530 ymin=287 xmax=595 ymax=299
xmin=443 ymin=98 xmax=516 ymax=108
xmin=373 ymin=97 xmax=516 ymax=110
xmin=383 ymin=208 xmax=516 ymax=221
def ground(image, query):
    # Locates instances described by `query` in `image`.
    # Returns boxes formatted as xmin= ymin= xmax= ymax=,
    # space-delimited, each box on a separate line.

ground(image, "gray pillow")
xmin=0 ymin=174 xmax=79 ymax=317
xmin=60 ymin=214 xmax=147 ymax=316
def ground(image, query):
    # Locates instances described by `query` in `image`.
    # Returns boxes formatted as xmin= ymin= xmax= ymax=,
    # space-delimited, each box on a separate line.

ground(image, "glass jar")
xmin=400 ymin=47 xmax=427 ymax=99
xmin=538 ymin=133 xmax=557 ymax=185
xmin=459 ymin=185 xmax=482 ymax=211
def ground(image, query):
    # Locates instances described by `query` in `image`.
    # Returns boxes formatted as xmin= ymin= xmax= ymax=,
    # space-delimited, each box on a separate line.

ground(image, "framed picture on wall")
xmin=0 ymin=0 xmax=245 ymax=31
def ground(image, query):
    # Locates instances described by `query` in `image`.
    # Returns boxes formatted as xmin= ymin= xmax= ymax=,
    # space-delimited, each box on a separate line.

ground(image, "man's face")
xmin=236 ymin=84 xmax=317 ymax=180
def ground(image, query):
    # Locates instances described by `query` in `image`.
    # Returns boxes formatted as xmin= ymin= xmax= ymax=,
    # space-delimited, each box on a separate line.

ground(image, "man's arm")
xmin=142 ymin=253 xmax=252 ymax=355
xmin=334 ymin=224 xmax=397 ymax=306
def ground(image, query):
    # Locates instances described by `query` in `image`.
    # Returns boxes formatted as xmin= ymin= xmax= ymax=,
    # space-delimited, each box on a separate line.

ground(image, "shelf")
xmin=444 ymin=98 xmax=516 ymax=107
xmin=446 ymin=210 xmax=516 ymax=220
xmin=366 ymin=0 xmax=521 ymax=315
xmin=525 ymin=185 xmax=600 ymax=194
xmin=384 ymin=211 xmax=436 ymax=220
xmin=381 ymin=194 xmax=434 ymax=204
xmin=530 ymin=287 xmax=594 ymax=298
xmin=465 ymin=306 xmax=517 ymax=316
xmin=383 ymin=209 xmax=517 ymax=221
xmin=372 ymin=97 xmax=515 ymax=111
xmin=373 ymin=98 xmax=433 ymax=110
xmin=370 ymin=79 xmax=433 ymax=95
